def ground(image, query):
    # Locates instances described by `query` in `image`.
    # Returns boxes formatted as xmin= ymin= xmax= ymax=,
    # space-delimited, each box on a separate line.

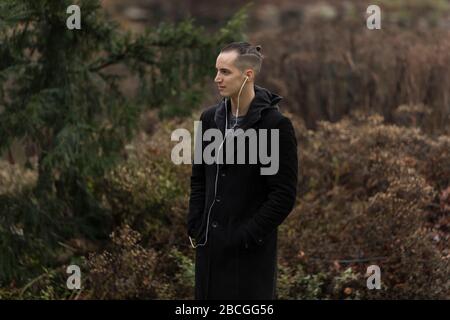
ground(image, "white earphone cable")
xmin=189 ymin=75 xmax=248 ymax=248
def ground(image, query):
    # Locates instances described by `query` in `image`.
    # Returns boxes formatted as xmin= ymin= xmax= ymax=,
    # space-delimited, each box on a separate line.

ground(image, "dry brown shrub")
xmin=253 ymin=18 xmax=450 ymax=134
xmin=281 ymin=110 xmax=449 ymax=299
xmin=85 ymin=224 xmax=160 ymax=299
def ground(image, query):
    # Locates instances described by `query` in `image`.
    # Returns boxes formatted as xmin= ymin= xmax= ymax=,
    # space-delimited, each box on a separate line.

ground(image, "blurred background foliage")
xmin=0 ymin=0 xmax=449 ymax=299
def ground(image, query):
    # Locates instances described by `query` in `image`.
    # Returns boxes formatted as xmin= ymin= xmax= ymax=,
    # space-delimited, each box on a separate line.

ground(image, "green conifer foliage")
xmin=0 ymin=0 xmax=246 ymax=283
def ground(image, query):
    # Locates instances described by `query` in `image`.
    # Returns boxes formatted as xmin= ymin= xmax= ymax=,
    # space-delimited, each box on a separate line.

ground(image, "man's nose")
xmin=214 ymin=73 xmax=221 ymax=83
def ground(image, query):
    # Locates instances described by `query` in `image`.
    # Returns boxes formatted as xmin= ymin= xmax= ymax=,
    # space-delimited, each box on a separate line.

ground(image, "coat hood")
xmin=214 ymin=85 xmax=283 ymax=133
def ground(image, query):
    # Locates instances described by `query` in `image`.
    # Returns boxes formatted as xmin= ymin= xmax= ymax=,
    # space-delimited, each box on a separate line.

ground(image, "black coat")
xmin=187 ymin=85 xmax=298 ymax=299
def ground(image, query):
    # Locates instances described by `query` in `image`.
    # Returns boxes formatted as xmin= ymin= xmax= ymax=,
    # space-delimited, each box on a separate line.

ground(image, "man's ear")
xmin=245 ymin=69 xmax=255 ymax=81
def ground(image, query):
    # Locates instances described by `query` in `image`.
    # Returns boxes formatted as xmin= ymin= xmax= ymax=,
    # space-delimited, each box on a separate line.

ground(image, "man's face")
xmin=214 ymin=50 xmax=247 ymax=98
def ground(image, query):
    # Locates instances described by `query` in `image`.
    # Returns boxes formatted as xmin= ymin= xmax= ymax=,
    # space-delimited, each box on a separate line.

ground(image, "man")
xmin=187 ymin=42 xmax=298 ymax=300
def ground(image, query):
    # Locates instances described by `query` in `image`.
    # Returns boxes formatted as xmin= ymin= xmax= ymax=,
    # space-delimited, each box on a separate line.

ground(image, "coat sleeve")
xmin=187 ymin=111 xmax=206 ymax=239
xmin=233 ymin=116 xmax=298 ymax=248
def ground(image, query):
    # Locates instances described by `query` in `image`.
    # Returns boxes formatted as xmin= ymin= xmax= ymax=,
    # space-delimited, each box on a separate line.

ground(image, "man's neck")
xmin=230 ymin=85 xmax=255 ymax=117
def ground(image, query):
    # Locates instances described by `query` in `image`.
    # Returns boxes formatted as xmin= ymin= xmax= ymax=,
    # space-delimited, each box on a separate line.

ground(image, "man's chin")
xmin=218 ymin=89 xmax=236 ymax=98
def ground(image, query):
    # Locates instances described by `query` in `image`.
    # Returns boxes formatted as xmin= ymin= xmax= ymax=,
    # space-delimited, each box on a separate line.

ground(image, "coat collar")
xmin=214 ymin=85 xmax=282 ymax=134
